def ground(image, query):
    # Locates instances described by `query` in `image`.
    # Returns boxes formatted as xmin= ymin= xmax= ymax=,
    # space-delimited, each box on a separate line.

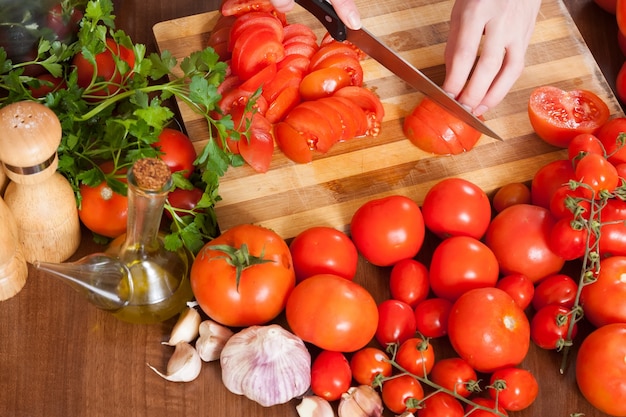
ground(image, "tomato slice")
xmin=283 ymin=23 xmax=318 ymax=43
xmin=228 ymin=11 xmax=284 ymax=52
xmin=297 ymin=101 xmax=344 ymax=146
xmin=528 ymin=86 xmax=610 ymax=148
xmin=334 ymin=86 xmax=384 ymax=136
xmin=221 ymin=0 xmax=276 ymax=16
xmin=324 ymin=96 xmax=368 ymax=137
xmin=239 ymin=62 xmax=277 ymax=93
xmin=274 ymin=121 xmax=313 ymax=163
xmin=265 ymin=85 xmax=301 ymax=124
xmin=277 ymin=54 xmax=311 ymax=72
xmin=231 ymin=27 xmax=285 ymax=80
xmin=299 ymin=67 xmax=352 ymax=101
xmin=283 ymin=41 xmax=319 ymax=60
xmin=309 ymin=41 xmax=362 ymax=71
xmin=262 ymin=65 xmax=303 ymax=103
xmin=311 ymin=53 xmax=364 ymax=87
xmin=317 ymin=97 xmax=358 ymax=141
xmin=285 ymin=104 xmax=336 ymax=153
xmin=239 ymin=113 xmax=275 ymax=173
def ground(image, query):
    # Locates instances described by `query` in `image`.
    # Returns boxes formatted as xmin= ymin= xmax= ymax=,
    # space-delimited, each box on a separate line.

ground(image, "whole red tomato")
xmin=485 ymin=204 xmax=565 ymax=283
xmin=285 ymin=274 xmax=378 ymax=352
xmin=46 ymin=3 xmax=83 ymax=42
xmin=574 ymin=153 xmax=619 ymax=195
xmin=421 ymin=178 xmax=491 ymax=239
xmin=580 ymin=256 xmax=626 ymax=327
xmin=190 ymin=224 xmax=295 ymax=327
xmin=530 ymin=304 xmax=577 ymax=350
xmin=576 ymin=323 xmax=626 ymax=416
xmin=488 ymin=367 xmax=539 ymax=411
xmin=350 ymin=347 xmax=392 ymax=385
xmin=448 ymin=287 xmax=530 ymax=373
xmin=414 ymin=297 xmax=453 ymax=338
xmin=466 ymin=397 xmax=509 ymax=417
xmin=416 ymin=392 xmax=464 ymax=417
xmin=429 ymin=236 xmax=499 ymax=301
xmin=375 ymin=299 xmax=417 ymax=346
xmin=548 ymin=217 xmax=590 ymax=261
xmin=599 ymin=198 xmax=626 ymax=256
xmin=595 ymin=117 xmax=626 ymax=165
xmin=429 ymin=357 xmax=478 ymax=398
xmin=152 ymin=128 xmax=197 ymax=179
xmin=289 ymin=226 xmax=358 ymax=282
xmin=395 ymin=337 xmax=435 ymax=378
xmin=532 ymin=273 xmax=578 ymax=311
xmin=381 ymin=374 xmax=424 ymax=415
xmin=310 ymin=350 xmax=352 ymax=401
xmin=492 ymin=182 xmax=532 ymax=213
xmin=389 ymin=258 xmax=430 ymax=308
xmin=349 ymin=195 xmax=425 ymax=267
xmin=496 ymin=274 xmax=535 ymax=310
xmin=527 ymin=86 xmax=610 ymax=148
xmin=531 ymin=159 xmax=575 ymax=209
xmin=166 ymin=187 xmax=204 ymax=219
xmin=594 ymin=0 xmax=617 ymax=13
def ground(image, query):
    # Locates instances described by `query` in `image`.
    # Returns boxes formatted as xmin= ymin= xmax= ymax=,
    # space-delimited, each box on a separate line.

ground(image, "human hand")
xmin=270 ymin=0 xmax=362 ymax=29
xmin=442 ymin=0 xmax=541 ymax=116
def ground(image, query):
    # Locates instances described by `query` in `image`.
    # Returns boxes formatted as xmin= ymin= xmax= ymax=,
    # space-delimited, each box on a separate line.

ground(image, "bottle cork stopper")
xmin=132 ymin=158 xmax=172 ymax=190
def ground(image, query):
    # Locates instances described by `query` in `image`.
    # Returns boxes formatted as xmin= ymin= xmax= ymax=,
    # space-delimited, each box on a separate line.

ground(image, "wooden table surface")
xmin=0 ymin=1 xmax=624 ymax=416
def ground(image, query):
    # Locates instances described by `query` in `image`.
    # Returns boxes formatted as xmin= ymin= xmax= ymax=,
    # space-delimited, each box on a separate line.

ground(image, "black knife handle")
xmin=295 ymin=0 xmax=348 ymax=41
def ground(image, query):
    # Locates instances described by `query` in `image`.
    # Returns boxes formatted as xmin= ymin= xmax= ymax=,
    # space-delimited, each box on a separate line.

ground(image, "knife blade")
xmin=295 ymin=0 xmax=503 ymax=141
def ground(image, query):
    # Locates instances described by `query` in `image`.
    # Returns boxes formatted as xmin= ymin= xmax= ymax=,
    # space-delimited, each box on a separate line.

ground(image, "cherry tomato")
xmin=594 ymin=117 xmax=626 ymax=165
xmin=465 ymin=397 xmax=509 ymax=417
xmin=381 ymin=374 xmax=424 ymax=415
xmin=421 ymin=178 xmax=492 ymax=239
xmin=574 ymin=152 xmax=619 ymax=196
xmin=152 ymin=128 xmax=197 ymax=178
xmin=395 ymin=337 xmax=435 ymax=378
xmin=413 ymin=297 xmax=453 ymax=338
xmin=531 ymin=159 xmax=576 ymax=209
xmin=310 ymin=350 xmax=352 ymax=401
xmin=532 ymin=273 xmax=578 ymax=311
xmin=350 ymin=347 xmax=392 ymax=385
xmin=530 ymin=304 xmax=577 ymax=350
xmin=289 ymin=226 xmax=358 ymax=282
xmin=496 ymin=274 xmax=535 ymax=311
xmin=375 ymin=299 xmax=417 ymax=346
xmin=28 ymin=73 xmax=67 ymax=98
xmin=492 ymin=182 xmax=532 ymax=213
xmin=389 ymin=258 xmax=430 ymax=308
xmin=448 ymin=287 xmax=530 ymax=373
xmin=190 ymin=224 xmax=295 ymax=327
xmin=429 ymin=236 xmax=499 ymax=301
xmin=403 ymin=97 xmax=482 ymax=155
xmin=285 ymin=274 xmax=378 ymax=352
xmin=485 ymin=204 xmax=565 ymax=283
xmin=567 ymin=133 xmax=605 ymax=166
xmin=46 ymin=3 xmax=83 ymax=43
xmin=429 ymin=357 xmax=478 ymax=398
xmin=416 ymin=392 xmax=464 ymax=417
xmin=580 ymin=256 xmax=626 ymax=327
xmin=166 ymin=187 xmax=204 ymax=219
xmin=488 ymin=367 xmax=539 ymax=412
xmin=528 ymin=86 xmax=610 ymax=148
xmin=576 ymin=323 xmax=626 ymax=416
xmin=350 ymin=195 xmax=425 ymax=267
xmin=549 ymin=184 xmax=591 ymax=220
xmin=548 ymin=217 xmax=590 ymax=261
xmin=598 ymin=198 xmax=626 ymax=256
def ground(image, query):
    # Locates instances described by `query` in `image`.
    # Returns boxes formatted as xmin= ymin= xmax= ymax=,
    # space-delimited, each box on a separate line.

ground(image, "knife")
xmin=295 ymin=0 xmax=503 ymax=141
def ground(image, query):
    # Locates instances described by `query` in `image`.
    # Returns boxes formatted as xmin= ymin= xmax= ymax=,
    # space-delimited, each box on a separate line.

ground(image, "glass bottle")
xmin=104 ymin=157 xmax=194 ymax=324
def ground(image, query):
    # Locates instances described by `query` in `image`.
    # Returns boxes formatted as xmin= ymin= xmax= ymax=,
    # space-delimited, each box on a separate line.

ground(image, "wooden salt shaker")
xmin=0 ymin=196 xmax=28 ymax=300
xmin=0 ymin=101 xmax=81 ymax=263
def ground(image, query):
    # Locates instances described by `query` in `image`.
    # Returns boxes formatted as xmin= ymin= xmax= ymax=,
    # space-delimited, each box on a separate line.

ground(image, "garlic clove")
xmin=148 ymin=341 xmax=202 ymax=382
xmin=297 ymin=395 xmax=336 ymax=417
xmin=338 ymin=385 xmax=383 ymax=417
xmin=162 ymin=305 xmax=202 ymax=346
xmin=195 ymin=319 xmax=234 ymax=362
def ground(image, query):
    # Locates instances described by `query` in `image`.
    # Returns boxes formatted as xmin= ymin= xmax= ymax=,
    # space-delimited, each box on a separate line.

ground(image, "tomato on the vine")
xmin=413 ymin=297 xmax=453 ymax=338
xmin=465 ymin=397 xmax=509 ymax=417
xmin=548 ymin=217 xmax=590 ymax=261
xmin=285 ymin=274 xmax=378 ymax=352
xmin=528 ymin=86 xmax=610 ymax=148
xmin=580 ymin=255 xmax=626 ymax=327
xmin=152 ymin=128 xmax=197 ymax=178
xmin=576 ymin=323 xmax=626 ymax=417
xmin=381 ymin=374 xmax=424 ymax=415
xmin=421 ymin=177 xmax=491 ymax=239
xmin=594 ymin=117 xmax=626 ymax=165
xmin=190 ymin=224 xmax=295 ymax=327
xmin=350 ymin=195 xmax=425 ymax=267
xmin=429 ymin=236 xmax=499 ymax=301
xmin=389 ymin=258 xmax=430 ymax=308
xmin=429 ymin=357 xmax=478 ymax=398
xmin=488 ymin=367 xmax=539 ymax=412
xmin=530 ymin=304 xmax=577 ymax=350
xmin=375 ymin=299 xmax=417 ymax=346
xmin=567 ymin=133 xmax=605 ymax=166
xmin=350 ymin=347 xmax=392 ymax=385
xmin=448 ymin=287 xmax=530 ymax=373
xmin=395 ymin=337 xmax=435 ymax=378
xmin=416 ymin=392 xmax=464 ymax=417
xmin=310 ymin=350 xmax=352 ymax=401
xmin=289 ymin=226 xmax=358 ymax=282
xmin=574 ymin=152 xmax=619 ymax=195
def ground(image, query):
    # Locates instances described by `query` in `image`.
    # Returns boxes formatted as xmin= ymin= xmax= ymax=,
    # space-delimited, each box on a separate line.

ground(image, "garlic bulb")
xmin=147 ymin=341 xmax=202 ymax=382
xmin=163 ymin=305 xmax=202 ymax=346
xmin=195 ymin=319 xmax=234 ymax=362
xmin=297 ymin=395 xmax=336 ymax=417
xmin=220 ymin=324 xmax=311 ymax=407
xmin=338 ymin=385 xmax=383 ymax=417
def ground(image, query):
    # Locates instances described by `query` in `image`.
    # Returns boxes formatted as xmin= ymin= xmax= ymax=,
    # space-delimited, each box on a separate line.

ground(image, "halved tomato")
xmin=528 ymin=86 xmax=610 ymax=148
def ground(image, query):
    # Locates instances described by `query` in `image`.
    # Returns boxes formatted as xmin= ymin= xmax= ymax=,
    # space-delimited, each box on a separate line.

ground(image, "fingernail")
xmin=347 ymin=11 xmax=362 ymax=30
xmin=473 ymin=105 xmax=488 ymax=117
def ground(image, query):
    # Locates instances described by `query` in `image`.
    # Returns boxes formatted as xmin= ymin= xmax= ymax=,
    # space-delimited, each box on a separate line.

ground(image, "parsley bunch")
xmin=0 ymin=0 xmax=244 ymax=255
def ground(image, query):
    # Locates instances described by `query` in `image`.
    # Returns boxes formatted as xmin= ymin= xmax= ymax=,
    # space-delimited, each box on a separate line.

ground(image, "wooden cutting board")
xmin=153 ymin=0 xmax=624 ymax=239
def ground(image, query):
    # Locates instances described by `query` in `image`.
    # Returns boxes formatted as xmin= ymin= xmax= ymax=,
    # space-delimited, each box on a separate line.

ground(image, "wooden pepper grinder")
xmin=0 ymin=101 xmax=81 ymax=263
xmin=0 ymin=196 xmax=28 ymax=300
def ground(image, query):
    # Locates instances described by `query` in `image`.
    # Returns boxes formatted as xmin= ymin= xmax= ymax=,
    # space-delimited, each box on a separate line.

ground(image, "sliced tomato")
xmin=221 ymin=0 xmax=276 ymax=16
xmin=285 ymin=104 xmax=336 ymax=153
xmin=275 ymin=121 xmax=314 ymax=163
xmin=239 ymin=113 xmax=275 ymax=173
xmin=265 ymin=85 xmax=301 ymax=124
xmin=283 ymin=41 xmax=319 ymax=60
xmin=325 ymin=96 xmax=369 ymax=137
xmin=297 ymin=101 xmax=344 ymax=146
xmin=299 ymin=67 xmax=352 ymax=101
xmin=318 ymin=36 xmax=366 ymax=60
xmin=334 ymin=86 xmax=384 ymax=136
xmin=231 ymin=27 xmax=285 ymax=80
xmin=262 ymin=66 xmax=303 ymax=103
xmin=311 ymin=53 xmax=364 ymax=86
xmin=283 ymin=23 xmax=318 ymax=43
xmin=239 ymin=62 xmax=277 ymax=93
xmin=218 ymin=86 xmax=268 ymax=116
xmin=309 ymin=41 xmax=362 ymax=71
xmin=228 ymin=12 xmax=284 ymax=52
xmin=277 ymin=54 xmax=311 ymax=72
xmin=528 ymin=86 xmax=610 ymax=148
